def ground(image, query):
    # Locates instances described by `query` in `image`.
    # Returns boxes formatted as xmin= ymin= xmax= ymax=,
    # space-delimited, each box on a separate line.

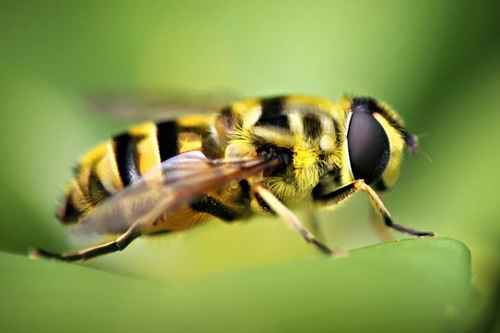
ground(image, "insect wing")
xmin=76 ymin=151 xmax=275 ymax=236
xmin=88 ymin=91 xmax=241 ymax=121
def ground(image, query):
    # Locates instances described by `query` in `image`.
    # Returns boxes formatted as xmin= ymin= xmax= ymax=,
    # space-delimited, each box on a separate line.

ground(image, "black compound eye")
xmin=347 ymin=110 xmax=390 ymax=184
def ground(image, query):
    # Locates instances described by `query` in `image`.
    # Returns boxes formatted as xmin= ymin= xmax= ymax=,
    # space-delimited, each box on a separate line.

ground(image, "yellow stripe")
xmin=106 ymin=141 xmax=125 ymax=190
xmin=286 ymin=95 xmax=336 ymax=115
xmin=177 ymin=114 xmax=215 ymax=127
xmin=231 ymin=98 xmax=262 ymax=129
xmin=129 ymin=122 xmax=161 ymax=176
xmin=252 ymin=127 xmax=295 ymax=148
xmin=178 ymin=132 xmax=203 ymax=153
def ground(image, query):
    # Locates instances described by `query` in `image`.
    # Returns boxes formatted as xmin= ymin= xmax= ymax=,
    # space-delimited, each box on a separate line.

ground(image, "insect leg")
xmin=313 ymin=180 xmax=434 ymax=237
xmin=305 ymin=206 xmax=326 ymax=243
xmin=253 ymin=184 xmax=334 ymax=255
xmin=31 ymin=224 xmax=141 ymax=262
xmin=191 ymin=195 xmax=239 ymax=222
xmin=370 ymin=192 xmax=394 ymax=242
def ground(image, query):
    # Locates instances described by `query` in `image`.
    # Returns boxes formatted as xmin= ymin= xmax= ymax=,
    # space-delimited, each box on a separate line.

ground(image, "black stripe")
xmin=113 ymin=133 xmax=141 ymax=187
xmin=88 ymin=170 xmax=112 ymax=205
xmin=255 ymin=96 xmax=289 ymax=130
xmin=157 ymin=121 xmax=179 ymax=162
xmin=260 ymin=96 xmax=285 ymax=117
xmin=302 ymin=113 xmax=322 ymax=139
xmin=255 ymin=114 xmax=290 ymax=130
xmin=57 ymin=195 xmax=82 ymax=223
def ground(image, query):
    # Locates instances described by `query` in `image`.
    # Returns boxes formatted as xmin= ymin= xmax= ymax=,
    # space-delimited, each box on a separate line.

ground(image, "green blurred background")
xmin=1 ymin=0 xmax=500 ymax=332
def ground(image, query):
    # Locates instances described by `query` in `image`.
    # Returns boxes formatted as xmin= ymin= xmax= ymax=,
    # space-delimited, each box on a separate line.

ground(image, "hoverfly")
xmin=32 ymin=94 xmax=434 ymax=262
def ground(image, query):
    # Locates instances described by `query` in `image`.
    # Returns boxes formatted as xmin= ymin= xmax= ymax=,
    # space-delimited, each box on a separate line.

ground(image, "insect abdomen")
xmin=58 ymin=117 xmax=214 ymax=224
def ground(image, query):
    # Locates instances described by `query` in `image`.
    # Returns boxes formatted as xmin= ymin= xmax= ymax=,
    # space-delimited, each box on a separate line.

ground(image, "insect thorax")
xmin=213 ymin=96 xmax=344 ymax=203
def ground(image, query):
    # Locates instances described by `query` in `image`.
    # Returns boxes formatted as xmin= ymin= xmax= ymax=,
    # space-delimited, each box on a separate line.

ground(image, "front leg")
xmin=313 ymin=180 xmax=434 ymax=237
xmin=370 ymin=191 xmax=395 ymax=242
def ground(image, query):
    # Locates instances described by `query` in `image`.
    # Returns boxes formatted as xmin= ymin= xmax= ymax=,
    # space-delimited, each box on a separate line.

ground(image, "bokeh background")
xmin=1 ymin=1 xmax=500 ymax=332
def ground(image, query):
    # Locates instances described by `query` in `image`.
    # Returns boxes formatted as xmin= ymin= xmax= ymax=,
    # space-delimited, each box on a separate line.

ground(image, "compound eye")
xmin=347 ymin=111 xmax=390 ymax=184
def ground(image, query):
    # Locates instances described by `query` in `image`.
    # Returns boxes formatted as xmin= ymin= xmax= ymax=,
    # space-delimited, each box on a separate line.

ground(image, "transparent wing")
xmin=87 ymin=90 xmax=241 ymax=121
xmin=76 ymin=151 xmax=280 ymax=236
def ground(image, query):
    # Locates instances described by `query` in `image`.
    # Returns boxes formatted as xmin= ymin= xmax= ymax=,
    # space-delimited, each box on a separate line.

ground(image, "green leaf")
xmin=0 ymin=238 xmax=473 ymax=333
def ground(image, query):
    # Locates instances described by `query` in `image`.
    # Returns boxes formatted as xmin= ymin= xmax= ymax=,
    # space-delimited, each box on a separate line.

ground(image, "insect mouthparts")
xmin=256 ymin=144 xmax=293 ymax=176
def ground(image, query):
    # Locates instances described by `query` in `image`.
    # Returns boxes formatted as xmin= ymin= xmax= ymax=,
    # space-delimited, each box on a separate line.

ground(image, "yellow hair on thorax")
xmin=291 ymin=135 xmax=323 ymax=199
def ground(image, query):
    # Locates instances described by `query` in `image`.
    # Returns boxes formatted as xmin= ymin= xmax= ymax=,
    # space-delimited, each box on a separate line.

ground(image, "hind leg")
xmin=31 ymin=224 xmax=141 ymax=262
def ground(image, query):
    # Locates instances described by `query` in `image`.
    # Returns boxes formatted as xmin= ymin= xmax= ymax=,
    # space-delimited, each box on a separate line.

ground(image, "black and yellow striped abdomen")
xmin=58 ymin=115 xmax=217 ymax=228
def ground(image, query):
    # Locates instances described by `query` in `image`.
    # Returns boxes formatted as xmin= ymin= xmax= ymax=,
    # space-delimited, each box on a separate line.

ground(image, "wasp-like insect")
xmin=32 ymin=94 xmax=433 ymax=262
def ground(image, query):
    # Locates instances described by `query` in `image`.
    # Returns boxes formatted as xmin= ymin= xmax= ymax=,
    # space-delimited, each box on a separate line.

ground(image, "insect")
xmin=32 ymin=94 xmax=434 ymax=262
